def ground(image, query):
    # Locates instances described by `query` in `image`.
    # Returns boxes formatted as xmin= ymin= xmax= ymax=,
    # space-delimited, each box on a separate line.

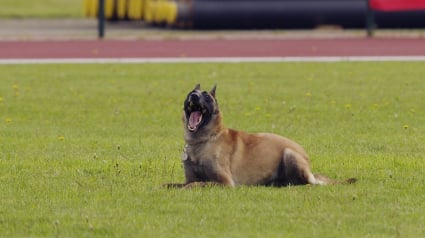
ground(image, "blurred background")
xmin=82 ymin=0 xmax=425 ymax=30
xmin=1 ymin=0 xmax=425 ymax=39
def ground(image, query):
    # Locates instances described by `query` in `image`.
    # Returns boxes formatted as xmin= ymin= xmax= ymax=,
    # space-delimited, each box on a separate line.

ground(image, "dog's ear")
xmin=210 ymin=85 xmax=217 ymax=98
xmin=194 ymin=84 xmax=201 ymax=91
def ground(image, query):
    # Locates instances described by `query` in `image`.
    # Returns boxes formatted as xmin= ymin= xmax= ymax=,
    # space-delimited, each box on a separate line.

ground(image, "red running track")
xmin=1 ymin=38 xmax=425 ymax=59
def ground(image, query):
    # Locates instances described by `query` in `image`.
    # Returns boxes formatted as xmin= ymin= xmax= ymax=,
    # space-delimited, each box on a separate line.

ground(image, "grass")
xmin=0 ymin=62 xmax=424 ymax=237
xmin=0 ymin=0 xmax=82 ymax=18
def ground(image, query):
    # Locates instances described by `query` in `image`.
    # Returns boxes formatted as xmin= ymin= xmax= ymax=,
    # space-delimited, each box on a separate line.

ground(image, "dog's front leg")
xmin=176 ymin=154 xmax=235 ymax=189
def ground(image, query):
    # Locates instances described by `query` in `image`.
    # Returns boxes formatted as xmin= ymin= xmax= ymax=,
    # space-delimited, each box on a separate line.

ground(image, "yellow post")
xmin=117 ymin=0 xmax=128 ymax=19
xmin=144 ymin=0 xmax=155 ymax=23
xmin=128 ymin=0 xmax=144 ymax=20
xmin=128 ymin=0 xmax=136 ymax=19
xmin=105 ymin=0 xmax=115 ymax=19
xmin=165 ymin=1 xmax=177 ymax=25
xmin=155 ymin=1 xmax=166 ymax=23
xmin=91 ymin=0 xmax=99 ymax=17
xmin=83 ymin=0 xmax=92 ymax=17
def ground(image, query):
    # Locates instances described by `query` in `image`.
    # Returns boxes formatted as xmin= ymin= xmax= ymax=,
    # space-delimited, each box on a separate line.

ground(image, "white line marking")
xmin=1 ymin=56 xmax=425 ymax=64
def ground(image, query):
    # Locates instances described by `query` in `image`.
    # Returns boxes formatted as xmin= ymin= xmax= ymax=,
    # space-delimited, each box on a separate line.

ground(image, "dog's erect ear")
xmin=194 ymin=84 xmax=201 ymax=91
xmin=210 ymin=85 xmax=217 ymax=98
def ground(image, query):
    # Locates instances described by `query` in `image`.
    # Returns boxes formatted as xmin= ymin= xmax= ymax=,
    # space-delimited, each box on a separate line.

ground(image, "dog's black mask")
xmin=183 ymin=84 xmax=217 ymax=133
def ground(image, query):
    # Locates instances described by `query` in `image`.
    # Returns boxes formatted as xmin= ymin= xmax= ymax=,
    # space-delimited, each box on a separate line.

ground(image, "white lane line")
xmin=1 ymin=56 xmax=425 ymax=64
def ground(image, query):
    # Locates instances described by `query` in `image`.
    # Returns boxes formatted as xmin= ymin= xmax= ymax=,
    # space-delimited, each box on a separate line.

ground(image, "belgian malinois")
xmin=166 ymin=84 xmax=356 ymax=188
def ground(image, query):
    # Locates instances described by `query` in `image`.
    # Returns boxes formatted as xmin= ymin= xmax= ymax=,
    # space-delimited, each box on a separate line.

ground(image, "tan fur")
xmin=165 ymin=85 xmax=356 ymax=188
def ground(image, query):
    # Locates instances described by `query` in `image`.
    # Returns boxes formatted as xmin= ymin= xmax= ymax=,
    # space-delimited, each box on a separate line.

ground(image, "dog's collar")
xmin=185 ymin=128 xmax=224 ymax=146
xmin=185 ymin=138 xmax=209 ymax=146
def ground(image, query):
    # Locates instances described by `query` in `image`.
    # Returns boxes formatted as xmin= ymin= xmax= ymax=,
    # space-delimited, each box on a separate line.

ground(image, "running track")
xmin=1 ymin=38 xmax=425 ymax=63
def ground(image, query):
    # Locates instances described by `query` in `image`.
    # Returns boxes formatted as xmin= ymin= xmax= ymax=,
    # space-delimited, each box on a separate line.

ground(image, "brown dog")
xmin=166 ymin=84 xmax=356 ymax=188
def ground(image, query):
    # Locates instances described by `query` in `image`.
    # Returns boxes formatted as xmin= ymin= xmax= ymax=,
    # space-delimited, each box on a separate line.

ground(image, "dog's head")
xmin=183 ymin=84 xmax=219 ymax=133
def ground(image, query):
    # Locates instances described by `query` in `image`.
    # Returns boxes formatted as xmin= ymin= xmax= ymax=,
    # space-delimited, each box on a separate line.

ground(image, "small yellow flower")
xmin=344 ymin=104 xmax=352 ymax=109
xmin=305 ymin=92 xmax=312 ymax=97
xmin=0 ymin=97 xmax=3 ymax=103
xmin=5 ymin=118 xmax=12 ymax=123
xmin=255 ymin=106 xmax=261 ymax=111
xmin=12 ymin=84 xmax=19 ymax=90
xmin=403 ymin=125 xmax=409 ymax=130
xmin=58 ymin=136 xmax=65 ymax=141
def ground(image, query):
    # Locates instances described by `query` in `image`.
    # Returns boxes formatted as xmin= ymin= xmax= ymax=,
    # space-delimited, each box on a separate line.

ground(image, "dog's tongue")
xmin=189 ymin=111 xmax=202 ymax=130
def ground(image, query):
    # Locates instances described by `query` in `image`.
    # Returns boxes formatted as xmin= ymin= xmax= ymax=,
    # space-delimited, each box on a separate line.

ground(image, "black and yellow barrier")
xmin=83 ymin=0 xmax=175 ymax=22
xmin=145 ymin=0 xmax=177 ymax=24
xmin=83 ymin=0 xmax=112 ymax=19
xmin=83 ymin=0 xmax=147 ymax=20
xmin=84 ymin=0 xmax=425 ymax=29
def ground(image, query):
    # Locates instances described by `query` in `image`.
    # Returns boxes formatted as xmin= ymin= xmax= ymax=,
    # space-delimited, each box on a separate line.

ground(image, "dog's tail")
xmin=314 ymin=174 xmax=357 ymax=185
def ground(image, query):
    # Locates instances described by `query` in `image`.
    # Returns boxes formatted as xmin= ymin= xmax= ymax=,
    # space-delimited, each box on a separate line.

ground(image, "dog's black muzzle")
xmin=189 ymin=92 xmax=200 ymax=103
xmin=187 ymin=92 xmax=203 ymax=112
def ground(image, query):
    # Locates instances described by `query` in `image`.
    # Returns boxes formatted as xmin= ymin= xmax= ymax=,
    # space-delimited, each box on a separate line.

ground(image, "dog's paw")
xmin=183 ymin=182 xmax=225 ymax=189
xmin=345 ymin=178 xmax=358 ymax=184
xmin=183 ymin=182 xmax=202 ymax=189
xmin=162 ymin=183 xmax=185 ymax=189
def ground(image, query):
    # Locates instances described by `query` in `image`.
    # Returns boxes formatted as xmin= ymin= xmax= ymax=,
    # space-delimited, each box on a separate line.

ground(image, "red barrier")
xmin=370 ymin=0 xmax=425 ymax=11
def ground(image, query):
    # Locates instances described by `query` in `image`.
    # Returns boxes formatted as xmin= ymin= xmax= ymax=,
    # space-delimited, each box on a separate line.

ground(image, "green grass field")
xmin=0 ymin=0 xmax=82 ymax=18
xmin=1 ymin=62 xmax=424 ymax=237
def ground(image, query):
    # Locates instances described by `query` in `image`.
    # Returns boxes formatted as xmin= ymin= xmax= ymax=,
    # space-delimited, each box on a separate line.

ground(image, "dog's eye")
xmin=203 ymin=92 xmax=213 ymax=102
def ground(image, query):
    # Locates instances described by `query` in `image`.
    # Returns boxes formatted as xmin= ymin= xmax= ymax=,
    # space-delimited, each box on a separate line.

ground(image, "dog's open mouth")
xmin=188 ymin=110 xmax=202 ymax=131
xmin=187 ymin=102 xmax=208 ymax=132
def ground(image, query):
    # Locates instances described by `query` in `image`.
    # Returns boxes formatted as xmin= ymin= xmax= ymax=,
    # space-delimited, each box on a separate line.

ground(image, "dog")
xmin=165 ymin=84 xmax=356 ymax=188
